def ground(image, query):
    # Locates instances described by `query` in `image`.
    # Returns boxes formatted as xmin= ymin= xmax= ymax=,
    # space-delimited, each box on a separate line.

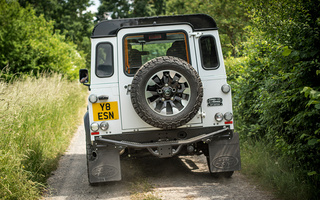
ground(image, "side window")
xmin=199 ymin=36 xmax=219 ymax=69
xmin=96 ymin=43 xmax=113 ymax=77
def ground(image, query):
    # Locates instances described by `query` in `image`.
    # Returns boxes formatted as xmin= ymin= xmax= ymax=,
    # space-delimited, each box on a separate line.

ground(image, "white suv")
xmin=80 ymin=14 xmax=240 ymax=184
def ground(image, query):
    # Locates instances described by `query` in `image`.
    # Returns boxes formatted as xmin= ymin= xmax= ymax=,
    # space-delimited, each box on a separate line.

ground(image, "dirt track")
xmin=44 ymin=125 xmax=277 ymax=200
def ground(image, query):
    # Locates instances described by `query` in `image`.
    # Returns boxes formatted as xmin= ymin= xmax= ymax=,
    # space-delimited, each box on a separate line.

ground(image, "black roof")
xmin=92 ymin=14 xmax=218 ymax=37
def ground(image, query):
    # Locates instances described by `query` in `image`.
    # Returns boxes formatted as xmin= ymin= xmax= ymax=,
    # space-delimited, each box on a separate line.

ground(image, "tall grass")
xmin=0 ymin=73 xmax=87 ymax=199
xmin=240 ymin=139 xmax=316 ymax=200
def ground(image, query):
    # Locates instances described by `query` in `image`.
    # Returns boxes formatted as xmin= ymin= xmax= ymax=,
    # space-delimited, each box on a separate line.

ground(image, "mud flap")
xmin=87 ymin=146 xmax=121 ymax=184
xmin=84 ymin=112 xmax=121 ymax=184
xmin=208 ymin=132 xmax=241 ymax=173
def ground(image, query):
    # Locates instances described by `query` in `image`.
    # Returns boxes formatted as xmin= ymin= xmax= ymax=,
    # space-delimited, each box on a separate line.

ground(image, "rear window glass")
xmin=124 ymin=32 xmax=189 ymax=75
xmin=96 ymin=43 xmax=113 ymax=77
xmin=199 ymin=36 xmax=219 ymax=69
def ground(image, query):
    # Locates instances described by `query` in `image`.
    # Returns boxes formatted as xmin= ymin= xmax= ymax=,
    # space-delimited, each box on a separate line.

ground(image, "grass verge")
xmin=129 ymin=178 xmax=162 ymax=200
xmin=0 ymin=73 xmax=87 ymax=199
xmin=240 ymin=139 xmax=317 ymax=200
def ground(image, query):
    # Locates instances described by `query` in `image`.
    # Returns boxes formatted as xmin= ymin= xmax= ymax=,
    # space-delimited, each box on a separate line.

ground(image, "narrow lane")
xmin=44 ymin=125 xmax=277 ymax=200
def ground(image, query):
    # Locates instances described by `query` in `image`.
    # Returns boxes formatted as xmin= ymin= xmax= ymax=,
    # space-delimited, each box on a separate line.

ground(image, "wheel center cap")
xmin=163 ymin=87 xmax=172 ymax=97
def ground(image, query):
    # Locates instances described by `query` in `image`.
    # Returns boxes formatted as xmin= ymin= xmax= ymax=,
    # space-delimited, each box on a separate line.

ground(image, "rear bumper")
xmin=95 ymin=127 xmax=231 ymax=148
xmin=94 ymin=126 xmax=233 ymax=158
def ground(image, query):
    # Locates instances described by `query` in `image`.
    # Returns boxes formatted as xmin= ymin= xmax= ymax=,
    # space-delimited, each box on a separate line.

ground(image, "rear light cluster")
xmin=214 ymin=112 xmax=233 ymax=122
xmin=221 ymin=84 xmax=231 ymax=93
xmin=90 ymin=121 xmax=109 ymax=133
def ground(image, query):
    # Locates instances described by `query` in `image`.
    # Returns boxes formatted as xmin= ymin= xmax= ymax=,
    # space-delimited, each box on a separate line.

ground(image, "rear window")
xmin=199 ymin=36 xmax=219 ymax=69
xmin=96 ymin=43 xmax=113 ymax=77
xmin=124 ymin=31 xmax=190 ymax=75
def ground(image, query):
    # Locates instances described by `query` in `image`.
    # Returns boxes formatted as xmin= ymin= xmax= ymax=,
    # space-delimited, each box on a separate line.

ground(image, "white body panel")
xmin=117 ymin=25 xmax=202 ymax=131
xmin=88 ymin=24 xmax=234 ymax=136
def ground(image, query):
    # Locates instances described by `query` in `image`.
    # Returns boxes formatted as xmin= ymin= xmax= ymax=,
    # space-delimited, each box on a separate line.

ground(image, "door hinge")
xmin=189 ymin=32 xmax=203 ymax=38
xmin=124 ymin=84 xmax=131 ymax=95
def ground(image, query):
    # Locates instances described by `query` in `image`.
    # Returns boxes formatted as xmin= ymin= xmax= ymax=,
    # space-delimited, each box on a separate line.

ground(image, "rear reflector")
xmin=91 ymin=132 xmax=99 ymax=135
xmin=224 ymin=121 xmax=233 ymax=124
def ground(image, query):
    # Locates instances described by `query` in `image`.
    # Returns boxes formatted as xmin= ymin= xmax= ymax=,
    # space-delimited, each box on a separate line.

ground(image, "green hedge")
xmin=226 ymin=0 xmax=320 ymax=199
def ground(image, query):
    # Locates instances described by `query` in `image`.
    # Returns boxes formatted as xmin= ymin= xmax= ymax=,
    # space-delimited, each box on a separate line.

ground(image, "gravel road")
xmin=44 ymin=125 xmax=277 ymax=200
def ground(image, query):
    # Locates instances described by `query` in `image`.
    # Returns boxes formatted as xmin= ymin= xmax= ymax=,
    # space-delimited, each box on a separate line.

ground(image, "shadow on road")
xmin=45 ymin=125 xmax=275 ymax=200
xmin=45 ymin=152 xmax=238 ymax=200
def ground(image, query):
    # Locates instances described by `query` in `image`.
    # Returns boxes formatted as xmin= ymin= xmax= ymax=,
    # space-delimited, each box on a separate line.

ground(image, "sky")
xmin=87 ymin=0 xmax=101 ymax=13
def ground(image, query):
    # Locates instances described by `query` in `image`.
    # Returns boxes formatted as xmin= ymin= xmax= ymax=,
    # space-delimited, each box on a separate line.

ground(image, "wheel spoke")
xmin=155 ymin=100 xmax=165 ymax=112
xmin=147 ymin=85 xmax=157 ymax=92
xmin=152 ymin=75 xmax=162 ymax=86
xmin=147 ymin=95 xmax=159 ymax=103
xmin=166 ymin=102 xmax=173 ymax=114
xmin=173 ymin=73 xmax=181 ymax=82
xmin=173 ymin=99 xmax=184 ymax=111
xmin=162 ymin=71 xmax=171 ymax=84
xmin=145 ymin=70 xmax=191 ymax=116
xmin=171 ymin=73 xmax=181 ymax=87
xmin=178 ymin=83 xmax=186 ymax=93
xmin=181 ymin=93 xmax=189 ymax=101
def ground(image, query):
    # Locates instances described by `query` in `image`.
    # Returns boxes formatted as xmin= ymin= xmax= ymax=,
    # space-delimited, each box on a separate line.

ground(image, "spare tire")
xmin=130 ymin=56 xmax=203 ymax=129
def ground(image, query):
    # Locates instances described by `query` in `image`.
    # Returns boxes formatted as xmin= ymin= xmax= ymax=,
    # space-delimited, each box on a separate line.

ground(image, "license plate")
xmin=92 ymin=101 xmax=119 ymax=121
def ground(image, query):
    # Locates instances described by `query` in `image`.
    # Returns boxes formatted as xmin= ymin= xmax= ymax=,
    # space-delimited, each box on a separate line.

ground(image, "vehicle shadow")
xmin=120 ymin=153 xmax=213 ymax=182
xmin=45 ymin=152 xmax=237 ymax=200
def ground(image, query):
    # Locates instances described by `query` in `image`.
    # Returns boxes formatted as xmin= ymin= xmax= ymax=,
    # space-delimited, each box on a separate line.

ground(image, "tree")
xmin=96 ymin=0 xmax=165 ymax=20
xmin=18 ymin=0 xmax=61 ymax=21
xmin=18 ymin=0 xmax=94 ymax=41
xmin=97 ymin=0 xmax=131 ymax=20
xmin=166 ymin=0 xmax=250 ymax=57
xmin=18 ymin=0 xmax=94 ymax=68
xmin=131 ymin=0 xmax=166 ymax=17
xmin=0 ymin=0 xmax=86 ymax=80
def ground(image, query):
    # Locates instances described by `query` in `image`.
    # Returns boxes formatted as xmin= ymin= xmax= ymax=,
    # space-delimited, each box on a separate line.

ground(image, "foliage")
xmin=131 ymin=0 xmax=166 ymax=17
xmin=302 ymin=86 xmax=320 ymax=110
xmin=97 ymin=0 xmax=131 ymax=20
xmin=0 ymin=73 xmax=87 ymax=199
xmin=97 ymin=0 xmax=166 ymax=20
xmin=230 ymin=0 xmax=320 ymax=198
xmin=18 ymin=0 xmax=94 ymax=68
xmin=165 ymin=0 xmax=250 ymax=57
xmin=240 ymin=139 xmax=314 ymax=200
xmin=0 ymin=0 xmax=86 ymax=80
xmin=97 ymin=0 xmax=249 ymax=58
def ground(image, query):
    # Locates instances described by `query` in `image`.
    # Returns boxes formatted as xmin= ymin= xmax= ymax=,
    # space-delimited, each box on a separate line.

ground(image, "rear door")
xmin=118 ymin=25 xmax=203 ymax=131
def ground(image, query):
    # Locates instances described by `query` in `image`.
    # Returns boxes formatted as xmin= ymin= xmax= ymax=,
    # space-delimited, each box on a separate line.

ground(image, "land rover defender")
xmin=79 ymin=14 xmax=240 ymax=184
